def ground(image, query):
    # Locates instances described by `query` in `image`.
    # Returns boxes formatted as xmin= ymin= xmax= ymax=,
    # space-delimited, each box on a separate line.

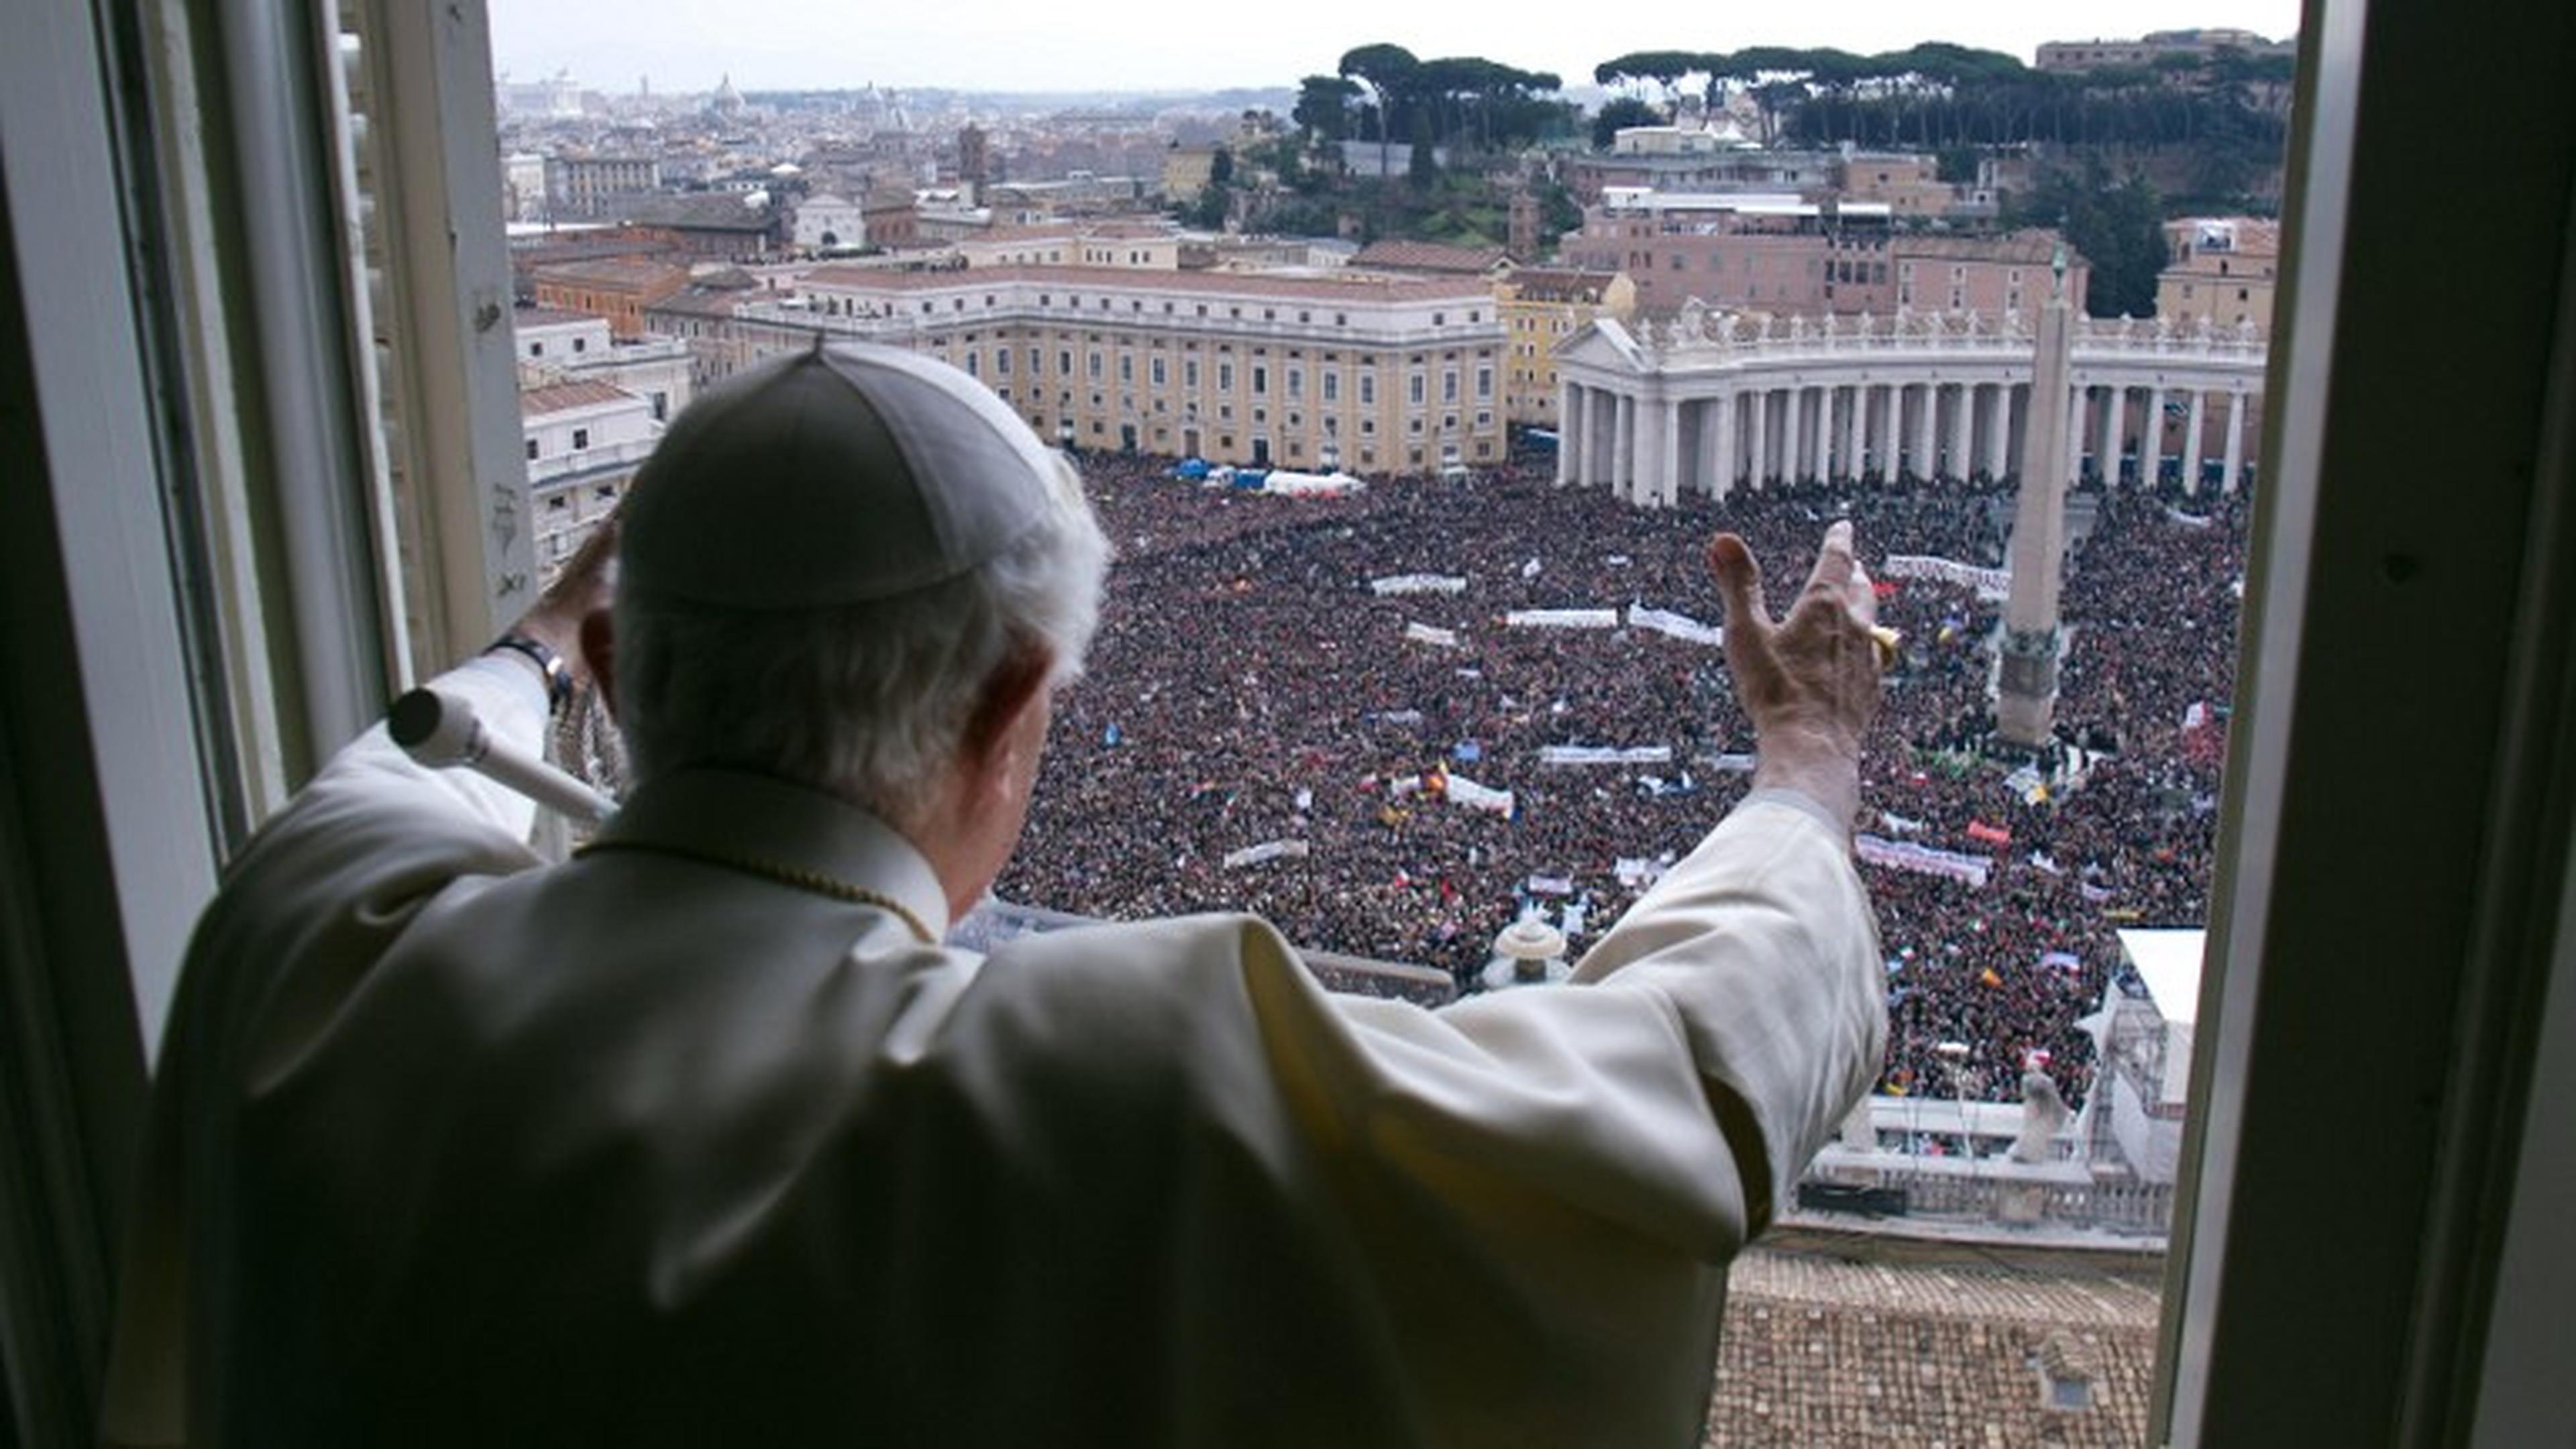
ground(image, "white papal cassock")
xmin=102 ymin=656 xmax=1884 ymax=1447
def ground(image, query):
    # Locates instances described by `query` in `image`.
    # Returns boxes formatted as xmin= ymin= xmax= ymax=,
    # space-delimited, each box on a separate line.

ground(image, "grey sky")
xmin=488 ymin=1 xmax=2302 ymax=97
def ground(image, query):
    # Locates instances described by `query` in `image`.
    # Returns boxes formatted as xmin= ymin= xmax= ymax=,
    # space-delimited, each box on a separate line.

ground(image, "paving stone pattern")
xmin=1707 ymin=1240 xmax=2163 ymax=1447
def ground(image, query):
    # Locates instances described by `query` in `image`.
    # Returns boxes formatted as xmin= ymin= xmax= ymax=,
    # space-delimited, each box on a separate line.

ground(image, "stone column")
xmin=2065 ymin=386 xmax=2085 ymax=488
xmin=1791 ymin=386 xmax=1813 ymax=482
xmin=2184 ymin=389 xmax=2208 ymax=494
xmin=1885 ymin=378 xmax=1906 ymax=479
xmin=1986 ymin=384 xmax=2013 ymax=480
xmin=1844 ymin=386 xmax=1867 ymax=484
xmin=1556 ymin=380 xmax=1577 ymax=485
xmin=2222 ymin=390 xmax=2248 ymax=493
xmin=2142 ymin=386 xmax=2166 ymax=487
xmin=1658 ymin=395 xmax=1682 ymax=508
xmin=1748 ymin=388 xmax=1770 ymax=488
xmin=1913 ymin=383 xmax=1937 ymax=482
xmin=1947 ymin=382 xmax=1972 ymax=483
xmin=1711 ymin=391 xmax=1737 ymax=498
xmin=1613 ymin=391 xmax=1635 ymax=494
xmin=2104 ymin=385 xmax=2129 ymax=488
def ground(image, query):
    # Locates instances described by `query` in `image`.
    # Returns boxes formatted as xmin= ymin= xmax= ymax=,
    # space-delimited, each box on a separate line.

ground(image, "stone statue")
xmin=1676 ymin=295 xmax=1707 ymax=343
xmin=2002 ymin=307 xmax=2024 ymax=339
xmin=1787 ymin=313 xmax=1809 ymax=343
xmin=2009 ymin=1070 xmax=2068 ymax=1165
xmin=1818 ymin=312 xmax=1837 ymax=342
xmin=1962 ymin=310 xmax=1982 ymax=338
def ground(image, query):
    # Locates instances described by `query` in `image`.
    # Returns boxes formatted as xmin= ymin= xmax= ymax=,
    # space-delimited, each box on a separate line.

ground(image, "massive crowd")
xmin=994 ymin=452 xmax=2247 ymax=1108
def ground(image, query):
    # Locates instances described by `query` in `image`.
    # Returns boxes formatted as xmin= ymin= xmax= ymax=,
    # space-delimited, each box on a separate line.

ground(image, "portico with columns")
xmin=1554 ymin=309 xmax=2267 ymax=506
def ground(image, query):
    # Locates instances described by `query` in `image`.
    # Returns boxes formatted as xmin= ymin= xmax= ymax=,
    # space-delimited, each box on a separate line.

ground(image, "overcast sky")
xmin=488 ymin=1 xmax=2304 ymax=97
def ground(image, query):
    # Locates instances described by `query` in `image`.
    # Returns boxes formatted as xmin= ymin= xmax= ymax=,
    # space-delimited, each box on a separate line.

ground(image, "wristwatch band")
xmin=486 ymin=631 xmax=574 ymax=715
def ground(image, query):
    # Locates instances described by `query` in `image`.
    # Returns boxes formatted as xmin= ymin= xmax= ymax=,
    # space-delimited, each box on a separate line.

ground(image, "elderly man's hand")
xmin=510 ymin=515 xmax=619 ymax=690
xmin=1709 ymin=519 xmax=1881 ymax=832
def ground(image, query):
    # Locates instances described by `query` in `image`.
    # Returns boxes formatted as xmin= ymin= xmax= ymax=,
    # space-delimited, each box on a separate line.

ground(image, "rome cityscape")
xmin=491 ymin=11 xmax=2294 ymax=1441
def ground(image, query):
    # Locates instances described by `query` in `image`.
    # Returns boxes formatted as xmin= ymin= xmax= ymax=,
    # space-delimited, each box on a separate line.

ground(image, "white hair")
xmin=614 ymin=461 xmax=1110 ymax=824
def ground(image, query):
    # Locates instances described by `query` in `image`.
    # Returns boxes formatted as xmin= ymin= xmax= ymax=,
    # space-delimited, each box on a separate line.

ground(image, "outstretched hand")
xmin=511 ymin=514 xmax=619 ymax=690
xmin=1709 ymin=519 xmax=1881 ymax=831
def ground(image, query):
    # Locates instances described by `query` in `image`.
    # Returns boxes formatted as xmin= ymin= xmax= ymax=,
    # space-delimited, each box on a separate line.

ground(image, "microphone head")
xmin=388 ymin=688 xmax=487 ymax=766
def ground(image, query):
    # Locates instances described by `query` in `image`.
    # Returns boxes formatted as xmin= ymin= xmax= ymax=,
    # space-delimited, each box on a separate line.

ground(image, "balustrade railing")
xmin=1633 ymin=305 xmax=2267 ymax=365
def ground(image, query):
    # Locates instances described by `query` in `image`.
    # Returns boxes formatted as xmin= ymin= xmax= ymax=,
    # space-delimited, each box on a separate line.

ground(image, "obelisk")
xmin=1997 ymin=246 xmax=2074 ymax=747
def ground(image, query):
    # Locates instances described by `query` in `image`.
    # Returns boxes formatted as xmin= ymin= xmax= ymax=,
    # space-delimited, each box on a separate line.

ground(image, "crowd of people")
xmin=995 ymin=451 xmax=2248 ymax=1108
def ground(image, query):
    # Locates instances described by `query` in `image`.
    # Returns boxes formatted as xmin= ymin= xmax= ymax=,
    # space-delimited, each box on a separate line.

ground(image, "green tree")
xmin=1590 ymin=95 xmax=1663 ymax=150
xmin=1292 ymin=74 xmax=1361 ymax=143
xmin=2025 ymin=158 xmax=2168 ymax=317
xmin=1339 ymin=43 xmax=1421 ymax=180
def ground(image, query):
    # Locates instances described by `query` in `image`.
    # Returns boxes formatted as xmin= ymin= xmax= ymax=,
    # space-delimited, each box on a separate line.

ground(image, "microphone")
xmin=388 ymin=686 xmax=617 ymax=828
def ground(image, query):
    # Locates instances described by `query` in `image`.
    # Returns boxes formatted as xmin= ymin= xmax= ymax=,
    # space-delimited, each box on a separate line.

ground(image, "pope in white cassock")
xmin=101 ymin=342 xmax=1888 ymax=1447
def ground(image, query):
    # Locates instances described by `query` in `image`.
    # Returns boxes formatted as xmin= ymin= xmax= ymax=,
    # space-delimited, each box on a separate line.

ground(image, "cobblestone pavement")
xmin=1707 ymin=1232 xmax=2165 ymax=1447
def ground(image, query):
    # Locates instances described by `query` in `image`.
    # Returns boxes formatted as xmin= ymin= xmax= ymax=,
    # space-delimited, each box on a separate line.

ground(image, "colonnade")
xmin=1555 ymin=374 xmax=2257 ymax=506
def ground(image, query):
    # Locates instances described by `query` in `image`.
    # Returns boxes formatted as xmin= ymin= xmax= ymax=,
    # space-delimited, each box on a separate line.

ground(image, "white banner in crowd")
xmin=1222 ymin=839 xmax=1311 ymax=869
xmin=1505 ymin=608 xmax=1620 ymax=629
xmin=1854 ymin=835 xmax=1994 ymax=888
xmin=1262 ymin=470 xmax=1364 ymax=496
xmin=1882 ymin=555 xmax=2011 ymax=601
xmin=1444 ymin=775 xmax=1517 ymax=816
xmin=1540 ymin=745 xmax=1674 ymax=767
xmin=1625 ymin=605 xmax=1724 ymax=646
xmin=1615 ymin=856 xmax=1672 ymax=889
xmin=1525 ymin=874 xmax=1576 ymax=896
xmin=1404 ymin=622 xmax=1461 ymax=648
xmin=1372 ymin=574 xmax=1467 ymax=596
xmin=1707 ymin=753 xmax=1758 ymax=773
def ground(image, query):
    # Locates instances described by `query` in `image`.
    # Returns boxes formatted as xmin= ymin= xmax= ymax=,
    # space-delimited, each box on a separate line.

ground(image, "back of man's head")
xmin=612 ymin=341 xmax=1109 ymax=822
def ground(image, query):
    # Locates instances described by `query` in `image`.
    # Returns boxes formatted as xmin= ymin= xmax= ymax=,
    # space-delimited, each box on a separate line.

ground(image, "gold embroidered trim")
xmin=575 ymin=838 xmax=938 ymax=945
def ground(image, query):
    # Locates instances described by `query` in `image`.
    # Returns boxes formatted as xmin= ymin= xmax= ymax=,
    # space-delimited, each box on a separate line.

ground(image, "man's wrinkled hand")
xmin=512 ymin=514 xmax=619 ymax=688
xmin=1709 ymin=519 xmax=1880 ymax=830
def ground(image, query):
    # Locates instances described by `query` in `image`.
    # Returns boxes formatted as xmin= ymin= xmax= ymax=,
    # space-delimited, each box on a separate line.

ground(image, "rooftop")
xmin=1705 ymin=1230 xmax=2162 ymax=1447
xmin=1348 ymin=239 xmax=1511 ymax=276
xmin=612 ymin=192 xmax=777 ymax=233
xmin=799 ymin=262 xmax=1495 ymax=306
xmin=511 ymin=304 xmax=604 ymax=329
xmin=530 ymin=256 xmax=690 ymax=290
xmin=1505 ymin=268 xmax=1623 ymax=305
xmin=521 ymin=379 xmax=644 ymax=417
xmin=1895 ymin=231 xmax=2072 ymax=266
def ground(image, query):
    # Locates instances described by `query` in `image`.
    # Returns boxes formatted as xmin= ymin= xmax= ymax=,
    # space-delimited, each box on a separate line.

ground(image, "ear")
xmin=961 ymin=644 xmax=1054 ymax=771
xmin=578 ymin=608 xmax=618 ymax=721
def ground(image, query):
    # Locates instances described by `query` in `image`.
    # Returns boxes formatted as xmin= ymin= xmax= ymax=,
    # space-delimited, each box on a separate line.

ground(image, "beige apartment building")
xmin=956 ymin=220 xmax=1183 ymax=270
xmin=2157 ymin=217 xmax=2278 ymax=330
xmin=1837 ymin=152 xmax=1984 ymax=221
xmin=529 ymin=257 xmax=689 ymax=339
xmin=2036 ymin=28 xmax=2292 ymax=72
xmin=543 ymin=153 xmax=659 ymax=221
xmin=1560 ymin=193 xmax=2087 ymax=319
xmin=1495 ymin=268 xmax=1635 ymax=428
xmin=1891 ymin=232 xmax=2084 ymax=315
xmin=666 ymin=264 xmax=1506 ymax=474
